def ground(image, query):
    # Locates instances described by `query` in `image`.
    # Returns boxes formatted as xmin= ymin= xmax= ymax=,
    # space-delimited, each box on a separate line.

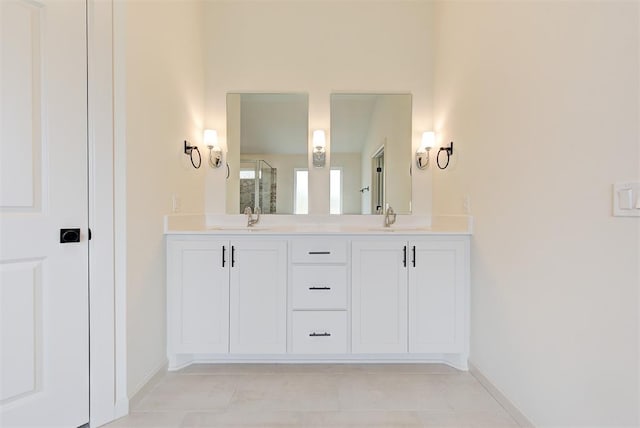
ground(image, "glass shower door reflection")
xmin=239 ymin=160 xmax=276 ymax=214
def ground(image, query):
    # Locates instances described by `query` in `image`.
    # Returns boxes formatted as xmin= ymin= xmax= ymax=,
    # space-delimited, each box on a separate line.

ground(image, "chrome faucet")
xmin=383 ymin=204 xmax=397 ymax=228
xmin=244 ymin=206 xmax=260 ymax=227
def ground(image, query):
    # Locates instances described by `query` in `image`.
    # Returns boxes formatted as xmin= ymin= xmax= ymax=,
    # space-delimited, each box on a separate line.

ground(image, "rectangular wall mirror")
xmin=330 ymin=94 xmax=412 ymax=215
xmin=226 ymin=93 xmax=309 ymax=214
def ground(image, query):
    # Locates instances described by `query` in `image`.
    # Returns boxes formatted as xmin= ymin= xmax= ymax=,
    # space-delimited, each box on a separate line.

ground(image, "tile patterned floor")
xmin=104 ymin=364 xmax=519 ymax=427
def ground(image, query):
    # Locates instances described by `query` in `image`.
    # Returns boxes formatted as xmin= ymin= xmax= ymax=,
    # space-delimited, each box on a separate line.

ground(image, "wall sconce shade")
xmin=415 ymin=131 xmax=435 ymax=169
xmin=437 ymin=141 xmax=454 ymax=169
xmin=312 ymin=129 xmax=326 ymax=168
xmin=204 ymin=129 xmax=218 ymax=146
xmin=184 ymin=140 xmax=201 ymax=169
xmin=204 ymin=129 xmax=223 ymax=168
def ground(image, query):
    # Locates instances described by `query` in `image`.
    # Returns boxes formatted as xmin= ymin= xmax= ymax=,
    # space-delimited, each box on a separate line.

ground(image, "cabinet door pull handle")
xmin=309 ymin=286 xmax=331 ymax=290
xmin=231 ymin=245 xmax=235 ymax=267
xmin=309 ymin=332 xmax=331 ymax=337
xmin=403 ymin=245 xmax=407 ymax=267
xmin=412 ymin=245 xmax=416 ymax=267
xmin=308 ymin=251 xmax=331 ymax=255
xmin=222 ymin=245 xmax=226 ymax=267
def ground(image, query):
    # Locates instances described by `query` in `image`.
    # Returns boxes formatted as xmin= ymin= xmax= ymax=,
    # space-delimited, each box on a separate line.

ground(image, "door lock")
xmin=60 ymin=228 xmax=81 ymax=243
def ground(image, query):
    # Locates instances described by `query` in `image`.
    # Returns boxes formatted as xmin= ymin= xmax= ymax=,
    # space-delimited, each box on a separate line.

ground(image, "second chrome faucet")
xmin=384 ymin=204 xmax=397 ymax=228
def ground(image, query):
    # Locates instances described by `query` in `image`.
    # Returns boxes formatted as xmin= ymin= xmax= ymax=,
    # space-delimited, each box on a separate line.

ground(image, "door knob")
xmin=60 ymin=228 xmax=81 ymax=243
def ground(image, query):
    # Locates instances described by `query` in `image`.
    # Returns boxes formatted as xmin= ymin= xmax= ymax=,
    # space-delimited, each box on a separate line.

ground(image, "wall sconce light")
xmin=312 ymin=129 xmax=326 ymax=168
xmin=204 ymin=129 xmax=223 ymax=168
xmin=416 ymin=131 xmax=435 ymax=169
xmin=437 ymin=141 xmax=454 ymax=169
xmin=184 ymin=140 xmax=201 ymax=169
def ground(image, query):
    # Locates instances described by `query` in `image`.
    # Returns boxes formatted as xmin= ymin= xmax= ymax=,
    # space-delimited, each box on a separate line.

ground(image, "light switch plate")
xmin=613 ymin=182 xmax=640 ymax=217
xmin=172 ymin=194 xmax=181 ymax=213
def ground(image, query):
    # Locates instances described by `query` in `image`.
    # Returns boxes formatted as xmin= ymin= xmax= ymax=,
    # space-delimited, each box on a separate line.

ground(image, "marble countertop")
xmin=164 ymin=214 xmax=473 ymax=236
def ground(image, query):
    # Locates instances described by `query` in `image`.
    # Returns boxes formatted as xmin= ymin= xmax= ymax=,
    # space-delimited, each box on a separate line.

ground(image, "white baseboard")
xmin=469 ymin=362 xmax=535 ymax=428
xmin=128 ymin=359 xmax=169 ymax=411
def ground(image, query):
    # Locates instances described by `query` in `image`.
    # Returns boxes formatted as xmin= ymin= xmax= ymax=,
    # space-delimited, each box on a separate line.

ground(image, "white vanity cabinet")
xmin=166 ymin=230 xmax=469 ymax=370
xmin=229 ymin=240 xmax=287 ymax=354
xmin=351 ymin=241 xmax=408 ymax=354
xmin=351 ymin=237 xmax=469 ymax=355
xmin=409 ymin=240 xmax=467 ymax=354
xmin=166 ymin=237 xmax=287 ymax=367
xmin=289 ymin=239 xmax=349 ymax=354
xmin=167 ymin=239 xmax=230 ymax=355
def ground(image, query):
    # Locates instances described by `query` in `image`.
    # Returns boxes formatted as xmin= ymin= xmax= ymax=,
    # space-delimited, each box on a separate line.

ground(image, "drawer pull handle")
xmin=309 ymin=332 xmax=331 ymax=337
xmin=308 ymin=251 xmax=331 ymax=255
xmin=309 ymin=286 xmax=331 ymax=290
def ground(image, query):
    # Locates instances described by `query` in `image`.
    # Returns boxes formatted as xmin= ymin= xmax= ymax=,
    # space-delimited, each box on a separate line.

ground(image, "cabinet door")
xmin=167 ymin=239 xmax=229 ymax=354
xmin=352 ymin=240 xmax=408 ymax=354
xmin=229 ymin=240 xmax=287 ymax=354
xmin=409 ymin=240 xmax=467 ymax=353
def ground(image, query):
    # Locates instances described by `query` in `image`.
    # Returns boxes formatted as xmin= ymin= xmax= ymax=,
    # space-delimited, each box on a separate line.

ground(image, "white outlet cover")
xmin=613 ymin=182 xmax=640 ymax=217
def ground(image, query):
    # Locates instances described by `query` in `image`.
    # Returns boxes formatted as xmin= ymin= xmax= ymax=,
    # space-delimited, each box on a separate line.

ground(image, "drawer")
xmin=291 ymin=239 xmax=347 ymax=264
xmin=292 ymin=311 xmax=347 ymax=354
xmin=292 ymin=266 xmax=347 ymax=310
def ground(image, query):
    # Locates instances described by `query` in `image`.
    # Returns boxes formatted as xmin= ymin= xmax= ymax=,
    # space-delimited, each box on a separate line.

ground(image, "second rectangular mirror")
xmin=226 ymin=93 xmax=309 ymax=214
xmin=331 ymin=94 xmax=412 ymax=214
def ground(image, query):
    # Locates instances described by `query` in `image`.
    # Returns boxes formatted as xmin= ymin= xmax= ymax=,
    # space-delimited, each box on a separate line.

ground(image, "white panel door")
xmin=0 ymin=0 xmax=89 ymax=426
xmin=352 ymin=241 xmax=408 ymax=354
xmin=229 ymin=240 xmax=287 ymax=354
xmin=167 ymin=239 xmax=229 ymax=354
xmin=408 ymin=240 xmax=466 ymax=353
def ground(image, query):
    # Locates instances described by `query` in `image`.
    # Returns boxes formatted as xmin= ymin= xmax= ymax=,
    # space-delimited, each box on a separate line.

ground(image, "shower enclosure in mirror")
xmin=330 ymin=94 xmax=412 ymax=214
xmin=226 ymin=93 xmax=309 ymax=214
xmin=239 ymin=159 xmax=276 ymax=214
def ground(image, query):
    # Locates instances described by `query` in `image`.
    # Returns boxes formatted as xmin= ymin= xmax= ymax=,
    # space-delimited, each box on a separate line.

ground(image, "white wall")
xmin=123 ymin=0 xmax=205 ymax=397
xmin=433 ymin=2 xmax=639 ymax=426
xmin=203 ymin=0 xmax=434 ymax=215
